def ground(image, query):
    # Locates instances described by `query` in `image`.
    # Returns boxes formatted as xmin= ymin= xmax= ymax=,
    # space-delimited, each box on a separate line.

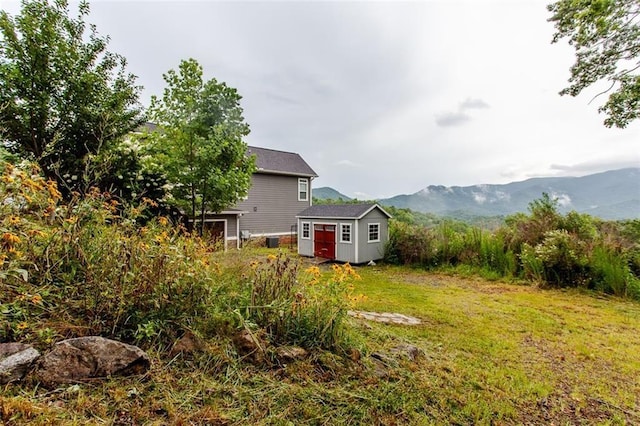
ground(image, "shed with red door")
xmin=296 ymin=204 xmax=391 ymax=264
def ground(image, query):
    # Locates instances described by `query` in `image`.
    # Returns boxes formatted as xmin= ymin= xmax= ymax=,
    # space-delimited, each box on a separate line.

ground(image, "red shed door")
xmin=314 ymin=224 xmax=336 ymax=260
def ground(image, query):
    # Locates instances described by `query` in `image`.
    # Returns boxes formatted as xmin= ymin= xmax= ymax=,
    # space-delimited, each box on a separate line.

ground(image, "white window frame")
xmin=368 ymin=223 xmax=380 ymax=243
xmin=340 ymin=223 xmax=352 ymax=244
xmin=298 ymin=178 xmax=309 ymax=201
xmin=301 ymin=221 xmax=311 ymax=239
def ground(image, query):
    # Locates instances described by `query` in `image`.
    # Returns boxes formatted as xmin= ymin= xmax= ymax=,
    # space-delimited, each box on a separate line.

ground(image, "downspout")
xmin=236 ymin=214 xmax=241 ymax=249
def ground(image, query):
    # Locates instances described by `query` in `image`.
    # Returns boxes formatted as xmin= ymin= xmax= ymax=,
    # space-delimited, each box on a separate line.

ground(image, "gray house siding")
xmin=236 ymin=173 xmax=312 ymax=236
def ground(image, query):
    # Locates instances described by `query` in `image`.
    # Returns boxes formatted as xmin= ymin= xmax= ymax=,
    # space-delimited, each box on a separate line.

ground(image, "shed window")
xmin=301 ymin=222 xmax=310 ymax=239
xmin=298 ymin=178 xmax=309 ymax=201
xmin=340 ymin=223 xmax=352 ymax=243
xmin=368 ymin=223 xmax=380 ymax=242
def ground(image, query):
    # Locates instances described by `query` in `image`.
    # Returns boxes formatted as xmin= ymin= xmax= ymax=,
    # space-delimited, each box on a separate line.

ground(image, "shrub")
xmin=0 ymin=161 xmax=225 ymax=348
xmin=530 ymin=229 xmax=590 ymax=287
xmin=590 ymin=245 xmax=640 ymax=298
xmin=244 ymin=253 xmax=362 ymax=350
xmin=385 ymin=221 xmax=437 ymax=266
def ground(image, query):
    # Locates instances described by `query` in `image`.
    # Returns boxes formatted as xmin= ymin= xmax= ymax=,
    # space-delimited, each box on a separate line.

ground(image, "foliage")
xmin=386 ymin=193 xmax=640 ymax=299
xmin=0 ymin=161 xmax=225 ymax=347
xmin=548 ymin=0 xmax=640 ymax=127
xmin=313 ymin=196 xmax=504 ymax=229
xmin=244 ymin=253 xmax=363 ymax=349
xmin=148 ymin=59 xmax=255 ymax=231
xmin=0 ymin=0 xmax=143 ymax=196
xmin=0 ymin=161 xmax=361 ymax=352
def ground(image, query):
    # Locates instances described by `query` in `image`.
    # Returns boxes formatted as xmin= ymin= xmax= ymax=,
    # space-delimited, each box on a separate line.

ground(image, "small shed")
xmin=296 ymin=203 xmax=391 ymax=264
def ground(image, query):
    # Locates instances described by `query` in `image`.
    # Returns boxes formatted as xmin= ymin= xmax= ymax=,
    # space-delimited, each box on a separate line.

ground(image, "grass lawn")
xmin=2 ymin=254 xmax=639 ymax=425
xmin=352 ymin=264 xmax=640 ymax=424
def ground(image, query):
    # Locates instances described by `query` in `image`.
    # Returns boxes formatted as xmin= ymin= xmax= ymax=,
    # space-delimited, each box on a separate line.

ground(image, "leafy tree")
xmin=548 ymin=0 xmax=640 ymax=128
xmin=0 ymin=0 xmax=143 ymax=195
xmin=148 ymin=59 xmax=255 ymax=233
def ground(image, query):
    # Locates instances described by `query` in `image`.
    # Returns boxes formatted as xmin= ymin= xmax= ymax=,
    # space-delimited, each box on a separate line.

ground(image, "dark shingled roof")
xmin=297 ymin=203 xmax=391 ymax=219
xmin=248 ymin=146 xmax=317 ymax=177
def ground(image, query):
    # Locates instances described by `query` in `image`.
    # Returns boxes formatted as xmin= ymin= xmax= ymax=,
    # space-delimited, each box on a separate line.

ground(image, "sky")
xmin=2 ymin=0 xmax=639 ymax=199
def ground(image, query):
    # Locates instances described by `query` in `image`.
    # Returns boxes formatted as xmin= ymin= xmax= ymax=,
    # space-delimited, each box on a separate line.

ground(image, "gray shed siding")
xmin=236 ymin=173 xmax=311 ymax=236
xmin=297 ymin=207 xmax=389 ymax=264
xmin=298 ymin=219 xmax=314 ymax=256
xmin=336 ymin=220 xmax=357 ymax=263
xmin=356 ymin=209 xmax=388 ymax=263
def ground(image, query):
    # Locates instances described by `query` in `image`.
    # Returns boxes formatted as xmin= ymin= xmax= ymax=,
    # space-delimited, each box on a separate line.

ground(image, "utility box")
xmin=266 ymin=237 xmax=279 ymax=248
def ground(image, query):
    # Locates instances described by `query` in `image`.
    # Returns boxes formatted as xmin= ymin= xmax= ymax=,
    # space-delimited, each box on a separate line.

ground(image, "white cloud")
xmin=2 ymin=0 xmax=639 ymax=198
xmin=335 ymin=159 xmax=362 ymax=168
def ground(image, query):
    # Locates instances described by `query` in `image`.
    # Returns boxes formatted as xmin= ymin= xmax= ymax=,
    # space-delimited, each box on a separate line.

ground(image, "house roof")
xmin=248 ymin=146 xmax=318 ymax=178
xmin=297 ymin=203 xmax=392 ymax=220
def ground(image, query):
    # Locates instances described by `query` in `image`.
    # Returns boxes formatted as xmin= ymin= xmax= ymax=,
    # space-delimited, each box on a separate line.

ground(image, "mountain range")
xmin=313 ymin=168 xmax=640 ymax=220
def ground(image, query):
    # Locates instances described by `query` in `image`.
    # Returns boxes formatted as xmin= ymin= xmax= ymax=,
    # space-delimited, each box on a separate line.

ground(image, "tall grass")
xmin=0 ymin=161 xmax=359 ymax=352
xmin=244 ymin=254 xmax=361 ymax=350
xmin=385 ymin=195 xmax=640 ymax=300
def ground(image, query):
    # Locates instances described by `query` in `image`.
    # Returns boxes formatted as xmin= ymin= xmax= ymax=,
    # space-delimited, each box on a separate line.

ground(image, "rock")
xmin=169 ymin=331 xmax=204 ymax=357
xmin=36 ymin=336 xmax=150 ymax=387
xmin=276 ymin=346 xmax=308 ymax=362
xmin=233 ymin=329 xmax=268 ymax=364
xmin=0 ymin=342 xmax=41 ymax=384
xmin=390 ymin=343 xmax=424 ymax=361
xmin=370 ymin=351 xmax=398 ymax=368
xmin=348 ymin=310 xmax=421 ymax=325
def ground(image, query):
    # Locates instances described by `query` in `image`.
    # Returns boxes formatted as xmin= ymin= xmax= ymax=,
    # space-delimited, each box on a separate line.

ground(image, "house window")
xmin=298 ymin=178 xmax=309 ymax=201
xmin=368 ymin=223 xmax=380 ymax=242
xmin=340 ymin=223 xmax=352 ymax=243
xmin=301 ymin=222 xmax=310 ymax=239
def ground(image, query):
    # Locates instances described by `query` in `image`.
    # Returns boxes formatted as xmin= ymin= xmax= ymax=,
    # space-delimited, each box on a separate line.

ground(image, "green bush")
xmin=243 ymin=253 xmax=361 ymax=350
xmin=0 ymin=161 xmax=225 ymax=348
xmin=590 ymin=245 xmax=640 ymax=298
xmin=384 ymin=194 xmax=639 ymax=300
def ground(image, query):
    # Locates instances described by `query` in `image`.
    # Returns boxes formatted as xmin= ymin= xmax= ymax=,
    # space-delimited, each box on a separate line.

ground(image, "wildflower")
xmin=142 ymin=197 xmax=158 ymax=208
xmin=155 ymin=231 xmax=169 ymax=243
xmin=17 ymin=322 xmax=28 ymax=330
xmin=31 ymin=294 xmax=42 ymax=304
xmin=267 ymin=254 xmax=277 ymax=262
xmin=27 ymin=229 xmax=46 ymax=237
xmin=250 ymin=260 xmax=260 ymax=269
xmin=158 ymin=216 xmax=169 ymax=226
xmin=2 ymin=232 xmax=21 ymax=246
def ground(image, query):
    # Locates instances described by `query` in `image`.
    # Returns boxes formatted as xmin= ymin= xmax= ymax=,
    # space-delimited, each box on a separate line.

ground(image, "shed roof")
xmin=297 ymin=203 xmax=391 ymax=219
xmin=248 ymin=146 xmax=317 ymax=177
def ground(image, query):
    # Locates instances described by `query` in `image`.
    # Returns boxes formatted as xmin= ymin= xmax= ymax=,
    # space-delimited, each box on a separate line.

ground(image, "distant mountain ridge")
xmin=313 ymin=187 xmax=351 ymax=201
xmin=314 ymin=168 xmax=640 ymax=220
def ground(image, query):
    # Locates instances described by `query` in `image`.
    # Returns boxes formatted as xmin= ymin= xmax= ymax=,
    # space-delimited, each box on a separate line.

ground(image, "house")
xmin=200 ymin=146 xmax=317 ymax=249
xmin=296 ymin=203 xmax=391 ymax=264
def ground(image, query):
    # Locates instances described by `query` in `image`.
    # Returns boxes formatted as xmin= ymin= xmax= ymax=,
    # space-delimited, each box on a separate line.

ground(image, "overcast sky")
xmin=3 ymin=0 xmax=640 ymax=199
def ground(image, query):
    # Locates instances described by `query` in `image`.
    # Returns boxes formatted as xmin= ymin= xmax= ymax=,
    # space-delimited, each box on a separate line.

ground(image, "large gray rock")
xmin=0 ymin=342 xmax=41 ymax=384
xmin=36 ymin=336 xmax=150 ymax=387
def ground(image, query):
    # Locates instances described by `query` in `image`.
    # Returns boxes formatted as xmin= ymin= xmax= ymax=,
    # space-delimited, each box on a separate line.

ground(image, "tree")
xmin=148 ymin=59 xmax=255 ymax=233
xmin=0 ymin=0 xmax=143 ymax=195
xmin=548 ymin=0 xmax=640 ymax=128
